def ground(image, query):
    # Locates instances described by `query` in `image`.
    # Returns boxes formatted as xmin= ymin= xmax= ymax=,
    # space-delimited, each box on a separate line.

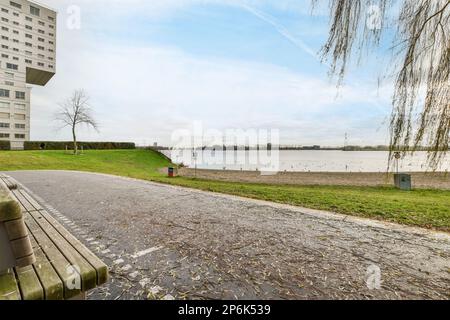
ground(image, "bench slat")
xmin=17 ymin=189 xmax=43 ymax=211
xmin=13 ymin=191 xmax=39 ymax=212
xmin=14 ymin=265 xmax=44 ymax=300
xmin=23 ymin=213 xmax=82 ymax=299
xmin=1 ymin=176 xmax=108 ymax=300
xmin=0 ymin=270 xmax=21 ymax=300
xmin=27 ymin=230 xmax=64 ymax=300
xmin=27 ymin=209 xmax=98 ymax=292
xmin=37 ymin=209 xmax=108 ymax=285
xmin=16 ymin=189 xmax=108 ymax=286
xmin=0 ymin=176 xmax=18 ymax=190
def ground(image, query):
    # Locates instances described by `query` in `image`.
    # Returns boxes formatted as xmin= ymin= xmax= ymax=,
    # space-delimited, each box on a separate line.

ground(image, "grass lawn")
xmin=0 ymin=149 xmax=449 ymax=232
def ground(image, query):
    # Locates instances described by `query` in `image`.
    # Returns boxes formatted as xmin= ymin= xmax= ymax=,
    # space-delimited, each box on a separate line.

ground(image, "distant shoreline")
xmin=152 ymin=147 xmax=449 ymax=152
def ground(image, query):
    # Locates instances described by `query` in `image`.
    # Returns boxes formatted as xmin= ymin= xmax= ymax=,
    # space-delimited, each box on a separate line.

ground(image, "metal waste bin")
xmin=394 ymin=173 xmax=411 ymax=191
xmin=168 ymin=167 xmax=175 ymax=178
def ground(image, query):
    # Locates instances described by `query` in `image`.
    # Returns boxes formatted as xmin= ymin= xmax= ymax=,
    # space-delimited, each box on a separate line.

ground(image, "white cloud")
xmin=31 ymin=38 xmax=390 ymax=145
xmin=30 ymin=0 xmax=390 ymax=146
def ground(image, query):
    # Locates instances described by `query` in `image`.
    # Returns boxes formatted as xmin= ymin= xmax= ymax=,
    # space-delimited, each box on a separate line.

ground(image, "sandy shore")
xmin=178 ymin=168 xmax=450 ymax=189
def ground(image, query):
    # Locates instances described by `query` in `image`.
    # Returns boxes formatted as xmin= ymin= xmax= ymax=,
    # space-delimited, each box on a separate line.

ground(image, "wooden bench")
xmin=0 ymin=174 xmax=108 ymax=300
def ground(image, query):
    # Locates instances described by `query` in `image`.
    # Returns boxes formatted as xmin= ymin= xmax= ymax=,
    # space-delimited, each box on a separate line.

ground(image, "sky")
xmin=31 ymin=0 xmax=396 ymax=147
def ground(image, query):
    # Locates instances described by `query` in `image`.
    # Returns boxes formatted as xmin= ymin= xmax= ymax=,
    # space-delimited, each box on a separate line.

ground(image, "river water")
xmin=162 ymin=150 xmax=450 ymax=173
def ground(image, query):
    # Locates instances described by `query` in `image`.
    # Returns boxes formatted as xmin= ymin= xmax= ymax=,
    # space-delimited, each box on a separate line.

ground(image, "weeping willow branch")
xmin=316 ymin=0 xmax=450 ymax=169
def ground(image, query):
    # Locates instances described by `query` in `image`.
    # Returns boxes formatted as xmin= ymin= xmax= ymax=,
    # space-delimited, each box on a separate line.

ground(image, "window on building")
xmin=0 ymin=133 xmax=10 ymax=138
xmin=38 ymin=37 xmax=44 ymax=42
xmin=15 ymin=134 xmax=25 ymax=139
xmin=25 ymin=51 xmax=32 ymax=55
xmin=0 ymin=89 xmax=10 ymax=98
xmin=5 ymin=72 xmax=14 ymax=78
xmin=25 ymin=42 xmax=32 ymax=47
xmin=25 ymin=25 xmax=32 ymax=30
xmin=1 ymin=18 xmax=9 ymax=23
xmin=38 ymin=21 xmax=45 ymax=26
xmin=14 ymin=103 xmax=25 ymax=110
xmin=38 ymin=46 xmax=44 ymax=50
xmin=0 ymin=112 xmax=10 ymax=119
xmin=38 ymin=29 xmax=45 ymax=34
xmin=13 ymin=12 xmax=18 ymax=17
xmin=37 ymin=62 xmax=44 ymax=67
xmin=1 ymin=27 xmax=8 ymax=31
xmin=48 ymin=64 xmax=54 ymax=69
xmin=12 ymin=48 xmax=18 ymax=52
xmin=26 ymin=34 xmax=32 ymax=39
xmin=26 ymin=16 xmax=32 ymax=22
xmin=14 ymin=114 xmax=25 ymax=120
xmin=25 ymin=59 xmax=31 ymax=64
xmin=0 ymin=123 xmax=10 ymax=128
xmin=48 ymin=16 xmax=54 ymax=21
xmin=4 ymin=81 xmax=14 ymax=86
xmin=12 ymin=39 xmax=18 ymax=43
xmin=1 ymin=8 xmax=8 ymax=13
xmin=12 ymin=30 xmax=18 ymax=34
xmin=12 ymin=21 xmax=18 ymax=26
xmin=15 ymin=123 xmax=25 ymax=129
xmin=12 ymin=56 xmax=18 ymax=61
xmin=2 ymin=45 xmax=8 ymax=49
xmin=1 ymin=54 xmax=8 ymax=58
xmin=15 ymin=91 xmax=25 ymax=99
xmin=49 ymin=25 xmax=54 ymax=29
xmin=0 ymin=102 xmax=10 ymax=108
xmin=6 ymin=63 xmax=18 ymax=70
xmin=1 ymin=36 xmax=9 ymax=41
xmin=10 ymin=2 xmax=22 ymax=9
xmin=30 ymin=6 xmax=40 ymax=17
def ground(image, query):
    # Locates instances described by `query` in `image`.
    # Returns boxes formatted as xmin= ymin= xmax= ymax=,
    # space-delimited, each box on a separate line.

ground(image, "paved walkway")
xmin=5 ymin=170 xmax=450 ymax=300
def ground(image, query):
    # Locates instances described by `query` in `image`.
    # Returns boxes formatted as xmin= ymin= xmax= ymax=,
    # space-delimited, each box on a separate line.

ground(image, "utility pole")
xmin=344 ymin=132 xmax=348 ymax=150
xmin=192 ymin=149 xmax=198 ymax=178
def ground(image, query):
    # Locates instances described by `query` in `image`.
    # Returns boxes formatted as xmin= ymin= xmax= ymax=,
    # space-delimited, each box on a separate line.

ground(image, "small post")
xmin=393 ymin=152 xmax=412 ymax=191
xmin=394 ymin=152 xmax=400 ymax=175
xmin=192 ymin=150 xmax=198 ymax=178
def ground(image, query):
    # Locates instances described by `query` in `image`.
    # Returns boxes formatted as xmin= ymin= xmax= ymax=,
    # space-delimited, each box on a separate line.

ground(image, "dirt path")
xmin=5 ymin=170 xmax=450 ymax=300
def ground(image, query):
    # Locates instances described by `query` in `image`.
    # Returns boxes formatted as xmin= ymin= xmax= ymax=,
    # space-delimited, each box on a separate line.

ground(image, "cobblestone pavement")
xmin=5 ymin=170 xmax=450 ymax=300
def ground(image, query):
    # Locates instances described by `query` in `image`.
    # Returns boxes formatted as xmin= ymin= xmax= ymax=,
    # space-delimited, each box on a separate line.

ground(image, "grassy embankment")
xmin=0 ymin=149 xmax=448 ymax=232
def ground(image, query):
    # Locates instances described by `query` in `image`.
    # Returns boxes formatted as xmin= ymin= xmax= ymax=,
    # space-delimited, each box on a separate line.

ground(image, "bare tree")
xmin=315 ymin=0 xmax=449 ymax=168
xmin=55 ymin=89 xmax=99 ymax=154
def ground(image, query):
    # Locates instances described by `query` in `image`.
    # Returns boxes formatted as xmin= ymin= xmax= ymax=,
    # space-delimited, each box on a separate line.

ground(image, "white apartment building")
xmin=0 ymin=0 xmax=56 ymax=149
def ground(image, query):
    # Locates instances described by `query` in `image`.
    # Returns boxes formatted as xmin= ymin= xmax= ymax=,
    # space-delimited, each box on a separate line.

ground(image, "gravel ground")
xmin=179 ymin=168 xmax=450 ymax=189
xmin=5 ymin=170 xmax=450 ymax=300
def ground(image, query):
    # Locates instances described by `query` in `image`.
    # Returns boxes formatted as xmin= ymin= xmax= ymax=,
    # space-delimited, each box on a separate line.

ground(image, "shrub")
xmin=0 ymin=141 xmax=10 ymax=151
xmin=24 ymin=141 xmax=136 ymax=151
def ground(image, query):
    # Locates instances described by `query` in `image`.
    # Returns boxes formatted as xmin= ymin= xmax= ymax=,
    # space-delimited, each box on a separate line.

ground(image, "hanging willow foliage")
xmin=315 ymin=0 xmax=450 ymax=169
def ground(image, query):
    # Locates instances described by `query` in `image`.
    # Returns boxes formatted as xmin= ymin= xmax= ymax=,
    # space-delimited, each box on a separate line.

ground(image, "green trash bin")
xmin=394 ymin=173 xmax=411 ymax=191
